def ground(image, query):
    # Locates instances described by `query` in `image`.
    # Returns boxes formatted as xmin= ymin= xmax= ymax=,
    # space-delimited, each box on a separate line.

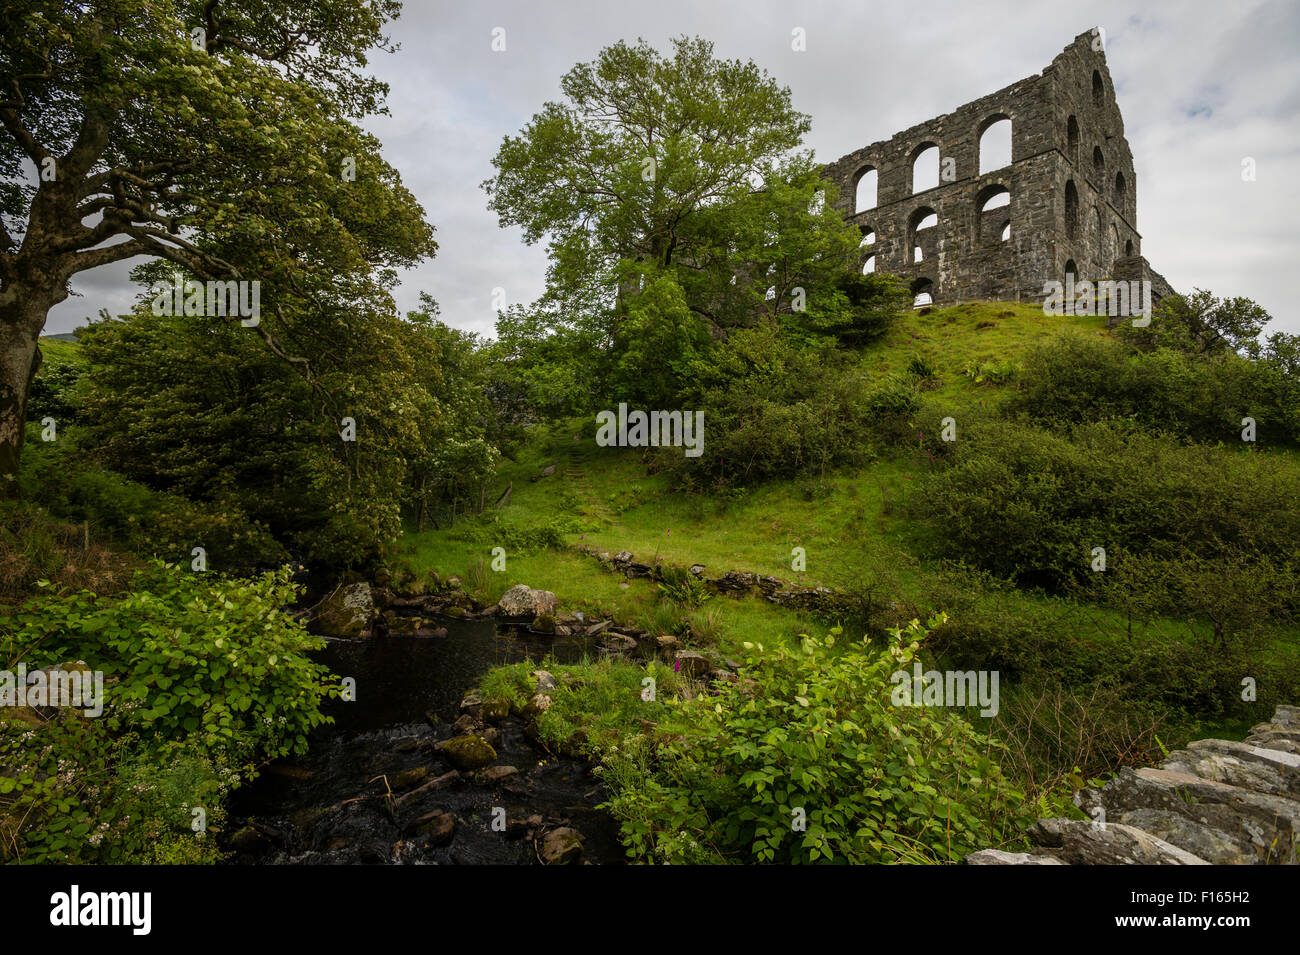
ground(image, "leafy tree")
xmin=482 ymin=36 xmax=874 ymax=410
xmin=1117 ymin=289 xmax=1271 ymax=357
xmin=0 ymin=0 xmax=432 ymax=497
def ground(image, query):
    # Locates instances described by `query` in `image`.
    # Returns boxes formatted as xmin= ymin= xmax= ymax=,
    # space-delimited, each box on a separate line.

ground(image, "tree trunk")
xmin=0 ymin=286 xmax=56 ymax=500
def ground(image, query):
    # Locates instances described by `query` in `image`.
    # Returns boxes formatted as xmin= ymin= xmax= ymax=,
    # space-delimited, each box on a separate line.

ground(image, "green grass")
xmin=392 ymin=300 xmax=1297 ymax=748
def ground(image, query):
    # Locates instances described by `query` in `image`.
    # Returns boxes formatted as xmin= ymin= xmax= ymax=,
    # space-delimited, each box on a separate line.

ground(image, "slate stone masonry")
xmin=823 ymin=31 xmax=1172 ymax=308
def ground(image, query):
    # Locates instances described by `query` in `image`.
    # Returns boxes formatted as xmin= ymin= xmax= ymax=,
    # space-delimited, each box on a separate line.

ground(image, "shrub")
xmin=601 ymin=618 xmax=1033 ymax=864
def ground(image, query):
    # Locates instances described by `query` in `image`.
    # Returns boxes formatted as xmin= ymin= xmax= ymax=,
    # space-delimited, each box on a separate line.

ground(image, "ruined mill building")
xmin=823 ymin=30 xmax=1174 ymax=309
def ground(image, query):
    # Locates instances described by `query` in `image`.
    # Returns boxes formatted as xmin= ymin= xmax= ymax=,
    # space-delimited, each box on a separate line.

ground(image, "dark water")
xmin=225 ymin=616 xmax=625 ymax=865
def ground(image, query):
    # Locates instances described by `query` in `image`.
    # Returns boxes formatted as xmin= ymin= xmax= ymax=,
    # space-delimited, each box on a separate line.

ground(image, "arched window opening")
xmin=911 ymin=277 xmax=935 ymax=308
xmin=1093 ymin=146 xmax=1105 ymax=179
xmin=809 ymin=190 xmax=825 ymax=216
xmin=1064 ymin=181 xmax=1078 ymax=239
xmin=1067 ymin=115 xmax=1079 ymax=163
xmin=860 ymin=228 xmax=876 ymax=247
xmin=1125 ymin=238 xmax=1134 ymax=257
xmin=1113 ymin=171 xmax=1126 ymax=209
xmin=854 ymin=167 xmax=877 ymax=213
xmin=978 ymin=117 xmax=1012 ymax=175
xmin=1092 ymin=70 xmax=1104 ymax=105
xmin=911 ymin=144 xmax=940 ymax=194
xmin=862 ymin=255 xmax=877 ymax=275
xmin=1109 ymin=225 xmax=1120 ymax=265
xmin=908 ymin=206 xmax=939 ymax=265
xmin=977 ymin=185 xmax=1011 ymax=245
xmin=1064 ymin=258 xmax=1077 ymax=281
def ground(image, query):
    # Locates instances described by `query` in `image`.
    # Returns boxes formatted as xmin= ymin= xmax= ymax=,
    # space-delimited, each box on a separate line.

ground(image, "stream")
xmin=224 ymin=614 xmax=625 ymax=865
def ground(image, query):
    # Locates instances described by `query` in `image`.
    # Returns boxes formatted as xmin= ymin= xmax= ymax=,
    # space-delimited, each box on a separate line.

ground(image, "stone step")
xmin=1170 ymin=738 xmax=1300 ymax=799
xmin=965 ymin=849 xmax=1066 ymax=865
xmin=1243 ymin=730 xmax=1300 ymax=754
xmin=1117 ymin=808 xmax=1260 ymax=865
xmin=1027 ymin=817 xmax=1208 ymax=865
xmin=1099 ymin=766 xmax=1300 ymax=864
xmin=1180 ymin=738 xmax=1300 ymax=800
xmin=1273 ymin=704 xmax=1300 ymax=727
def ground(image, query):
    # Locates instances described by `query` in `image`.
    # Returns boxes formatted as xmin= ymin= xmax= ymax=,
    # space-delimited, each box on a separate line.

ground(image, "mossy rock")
xmin=531 ymin=613 xmax=557 ymax=633
xmin=444 ymin=606 xmax=467 ymax=619
xmin=438 ymin=734 xmax=497 ymax=771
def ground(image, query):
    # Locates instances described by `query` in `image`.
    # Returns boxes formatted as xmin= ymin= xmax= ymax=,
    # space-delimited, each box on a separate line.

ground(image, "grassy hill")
xmin=393 ymin=301 xmax=1295 ymax=767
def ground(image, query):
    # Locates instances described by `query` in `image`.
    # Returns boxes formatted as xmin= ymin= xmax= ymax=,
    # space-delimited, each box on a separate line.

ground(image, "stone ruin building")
xmin=823 ymin=30 xmax=1174 ymax=311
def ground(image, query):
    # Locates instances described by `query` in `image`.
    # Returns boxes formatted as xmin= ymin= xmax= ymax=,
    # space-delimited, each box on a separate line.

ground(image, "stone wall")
xmin=823 ymin=31 xmax=1162 ymax=307
xmin=968 ymin=704 xmax=1300 ymax=865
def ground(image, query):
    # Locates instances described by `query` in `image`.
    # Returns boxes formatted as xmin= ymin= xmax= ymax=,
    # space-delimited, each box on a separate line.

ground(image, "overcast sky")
xmin=44 ymin=0 xmax=1300 ymax=336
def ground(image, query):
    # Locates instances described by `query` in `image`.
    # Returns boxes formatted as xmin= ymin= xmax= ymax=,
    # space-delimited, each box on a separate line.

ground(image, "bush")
xmin=601 ymin=618 xmax=1033 ymax=864
xmin=3 ymin=562 xmax=334 ymax=768
xmin=1012 ymin=332 xmax=1299 ymax=447
xmin=911 ymin=417 xmax=1300 ymax=590
xmin=20 ymin=427 xmax=288 ymax=573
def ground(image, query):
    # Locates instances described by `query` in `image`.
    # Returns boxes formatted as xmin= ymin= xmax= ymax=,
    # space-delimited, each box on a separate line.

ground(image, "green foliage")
xmin=477 ymin=657 xmax=683 ymax=757
xmin=4 ymin=562 xmax=334 ymax=768
xmin=664 ymin=322 xmax=877 ymax=486
xmin=656 ymin=564 xmax=713 ymax=609
xmin=1012 ymin=333 xmax=1300 ymax=446
xmin=20 ymin=425 xmax=288 ymax=571
xmin=601 ymin=619 xmax=1032 ymax=864
xmin=1117 ymin=289 xmax=1271 ymax=358
xmin=912 ymin=417 xmax=1300 ymax=590
xmin=27 ymin=339 xmax=87 ymax=427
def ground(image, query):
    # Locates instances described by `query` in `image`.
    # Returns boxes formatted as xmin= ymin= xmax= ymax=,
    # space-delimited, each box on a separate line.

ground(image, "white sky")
xmin=44 ymin=0 xmax=1300 ymax=336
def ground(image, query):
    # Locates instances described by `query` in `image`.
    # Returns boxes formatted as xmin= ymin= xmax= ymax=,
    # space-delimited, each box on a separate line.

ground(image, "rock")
xmin=391 ymin=766 xmax=432 ymax=790
xmin=709 ymin=668 xmax=737 ymax=683
xmin=451 ymin=714 xmax=479 ymax=735
xmin=414 ymin=625 xmax=449 ymax=638
xmin=437 ymin=735 xmax=498 ymax=771
xmin=385 ymin=615 xmax=423 ymax=635
xmin=599 ymin=633 xmax=638 ymax=654
xmin=540 ymin=464 xmax=557 ymax=477
xmin=585 ymin=620 xmax=612 ymax=637
xmin=446 ymin=576 xmax=462 ymax=589
xmin=1027 ymin=818 xmax=1208 ymax=865
xmin=480 ymin=727 xmax=501 ymax=747
xmin=413 ymin=810 xmax=456 ymax=847
xmin=654 ymin=634 xmax=681 ymax=653
xmin=531 ymin=613 xmax=557 ymax=633
xmin=612 ymin=551 xmax=634 ymax=563
xmin=965 ymin=849 xmax=1065 ymax=865
xmin=480 ymin=698 xmax=510 ymax=724
xmin=497 ymin=585 xmax=558 ymax=619
xmin=523 ymin=693 xmax=553 ymax=720
xmin=1163 ymin=739 xmax=1300 ymax=799
xmin=459 ymin=692 xmax=484 ymax=717
xmin=674 ymin=650 xmax=712 ymax=677
xmin=1098 ymin=765 xmax=1300 ymax=863
xmin=1118 ymin=808 xmax=1259 ymax=865
xmin=539 ymin=827 xmax=583 ymax=864
xmin=481 ymin=765 xmax=519 ymax=782
xmin=532 ymin=670 xmax=558 ymax=692
xmin=505 ymin=814 xmax=543 ymax=839
xmin=313 ymin=582 xmax=374 ymax=638
xmin=688 ymin=564 xmax=707 ymax=577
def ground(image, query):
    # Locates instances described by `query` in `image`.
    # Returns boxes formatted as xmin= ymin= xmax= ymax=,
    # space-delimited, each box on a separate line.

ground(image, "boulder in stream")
xmin=437 ymin=734 xmax=498 ymax=771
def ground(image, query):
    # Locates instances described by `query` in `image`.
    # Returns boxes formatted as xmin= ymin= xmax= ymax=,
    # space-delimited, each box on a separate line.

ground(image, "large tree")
xmin=0 ymin=0 xmax=433 ymax=497
xmin=482 ymin=35 xmax=872 ymax=407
